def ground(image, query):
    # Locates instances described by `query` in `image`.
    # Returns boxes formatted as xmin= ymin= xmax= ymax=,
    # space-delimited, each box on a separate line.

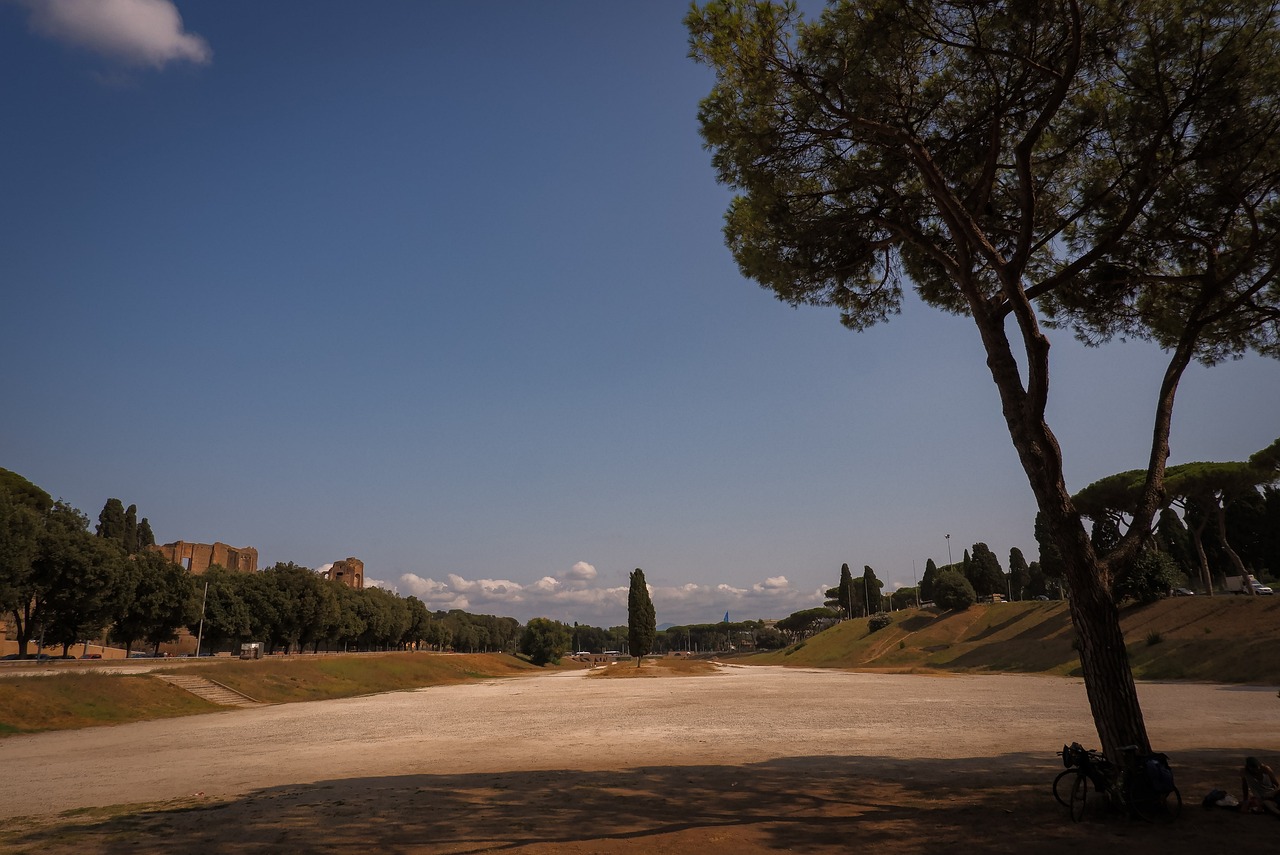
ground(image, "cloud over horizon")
xmin=18 ymin=0 xmax=212 ymax=68
xmin=395 ymin=562 xmax=826 ymax=627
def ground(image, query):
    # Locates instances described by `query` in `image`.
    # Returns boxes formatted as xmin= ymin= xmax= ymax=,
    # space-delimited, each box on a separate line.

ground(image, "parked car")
xmin=1172 ymin=587 xmax=1195 ymax=597
xmin=1252 ymin=581 xmax=1275 ymax=595
xmin=80 ymin=653 xmax=102 ymax=659
xmin=1034 ymin=595 xmax=1050 ymax=601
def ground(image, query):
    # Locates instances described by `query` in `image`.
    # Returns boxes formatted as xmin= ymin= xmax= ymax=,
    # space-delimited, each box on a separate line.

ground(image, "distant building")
xmin=324 ymin=557 xmax=364 ymax=589
xmin=151 ymin=541 xmax=259 ymax=575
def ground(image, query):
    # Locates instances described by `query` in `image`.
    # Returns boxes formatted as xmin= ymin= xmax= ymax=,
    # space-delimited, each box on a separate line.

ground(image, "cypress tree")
xmin=96 ymin=498 xmax=125 ymax=545
xmin=838 ymin=563 xmax=855 ymax=618
xmin=138 ymin=518 xmax=156 ymax=550
xmin=123 ymin=504 xmax=138 ymax=555
xmin=862 ymin=565 xmax=882 ymax=615
xmin=1008 ymin=547 xmax=1030 ymax=601
xmin=627 ymin=568 xmax=656 ymax=667
xmin=920 ymin=558 xmax=938 ymax=603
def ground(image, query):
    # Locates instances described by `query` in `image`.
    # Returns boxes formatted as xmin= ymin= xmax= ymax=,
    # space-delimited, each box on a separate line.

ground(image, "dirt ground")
xmin=2 ymin=664 xmax=1278 ymax=854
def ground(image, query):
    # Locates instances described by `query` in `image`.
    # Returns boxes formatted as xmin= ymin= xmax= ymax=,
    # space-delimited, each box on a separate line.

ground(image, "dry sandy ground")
xmin=1 ymin=665 xmax=1278 ymax=854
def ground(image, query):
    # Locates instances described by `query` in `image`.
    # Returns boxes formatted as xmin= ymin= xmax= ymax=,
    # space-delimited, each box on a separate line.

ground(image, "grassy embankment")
xmin=4 ymin=598 xmax=1275 ymax=738
xmin=755 ymin=596 xmax=1280 ymax=683
xmin=0 ymin=653 xmax=540 ymax=737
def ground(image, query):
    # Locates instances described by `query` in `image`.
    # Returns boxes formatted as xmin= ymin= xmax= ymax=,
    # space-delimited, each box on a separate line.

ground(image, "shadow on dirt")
xmin=2 ymin=749 xmax=1269 ymax=855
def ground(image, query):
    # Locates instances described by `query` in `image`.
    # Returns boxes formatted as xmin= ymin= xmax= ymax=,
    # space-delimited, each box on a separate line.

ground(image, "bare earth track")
xmin=1 ymin=665 xmax=1277 ymax=853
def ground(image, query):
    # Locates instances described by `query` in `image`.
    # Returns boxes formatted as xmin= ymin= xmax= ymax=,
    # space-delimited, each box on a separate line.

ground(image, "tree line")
xmin=0 ymin=468 xmax=519 ymax=658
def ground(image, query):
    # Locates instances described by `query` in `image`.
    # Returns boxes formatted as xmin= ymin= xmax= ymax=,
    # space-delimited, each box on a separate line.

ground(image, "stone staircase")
xmin=154 ymin=673 xmax=265 ymax=708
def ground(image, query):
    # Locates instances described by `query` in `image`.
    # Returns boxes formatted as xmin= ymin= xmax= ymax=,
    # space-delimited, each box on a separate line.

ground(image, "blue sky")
xmin=3 ymin=1 xmax=1277 ymax=628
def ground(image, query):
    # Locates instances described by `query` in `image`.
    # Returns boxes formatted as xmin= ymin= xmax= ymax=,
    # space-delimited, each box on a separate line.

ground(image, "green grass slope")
xmin=0 ymin=653 xmax=542 ymax=737
xmin=753 ymin=597 xmax=1280 ymax=684
xmin=179 ymin=651 xmax=540 ymax=704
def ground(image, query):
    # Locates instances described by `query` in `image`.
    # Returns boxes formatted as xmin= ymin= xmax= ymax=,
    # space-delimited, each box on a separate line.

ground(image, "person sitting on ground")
xmin=1241 ymin=757 xmax=1280 ymax=815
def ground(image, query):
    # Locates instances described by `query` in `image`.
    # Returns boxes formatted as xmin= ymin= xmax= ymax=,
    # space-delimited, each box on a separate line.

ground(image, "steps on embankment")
xmin=154 ymin=673 xmax=266 ymax=708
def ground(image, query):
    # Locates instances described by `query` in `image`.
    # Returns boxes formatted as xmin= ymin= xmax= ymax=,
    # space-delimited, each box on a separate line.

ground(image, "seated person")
xmin=1241 ymin=756 xmax=1280 ymax=815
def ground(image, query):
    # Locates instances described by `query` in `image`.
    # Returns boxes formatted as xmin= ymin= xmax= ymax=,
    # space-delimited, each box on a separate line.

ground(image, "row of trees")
xmin=0 ymin=469 xmax=167 ymax=657
xmin=0 ymin=468 xmax=525 ymax=658
xmin=1074 ymin=439 xmax=1280 ymax=599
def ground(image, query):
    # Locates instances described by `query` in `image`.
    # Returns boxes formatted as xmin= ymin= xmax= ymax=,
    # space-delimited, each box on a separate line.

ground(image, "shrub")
xmin=1145 ymin=630 xmax=1163 ymax=646
xmin=868 ymin=613 xmax=892 ymax=632
xmin=519 ymin=617 xmax=572 ymax=666
xmin=1114 ymin=548 xmax=1180 ymax=605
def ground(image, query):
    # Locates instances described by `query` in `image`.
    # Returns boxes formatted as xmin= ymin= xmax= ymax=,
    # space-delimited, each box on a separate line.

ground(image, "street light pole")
xmin=195 ymin=580 xmax=209 ymax=657
xmin=912 ymin=559 xmax=920 ymax=608
xmin=945 ymin=534 xmax=953 ymax=570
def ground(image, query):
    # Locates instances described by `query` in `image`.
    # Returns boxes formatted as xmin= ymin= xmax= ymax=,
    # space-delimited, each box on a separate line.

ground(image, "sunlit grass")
xmin=0 ymin=672 xmax=218 ymax=735
xmin=0 ymin=653 xmax=542 ymax=737
xmin=747 ymin=597 xmax=1280 ymax=684
xmin=157 ymin=652 xmax=540 ymax=704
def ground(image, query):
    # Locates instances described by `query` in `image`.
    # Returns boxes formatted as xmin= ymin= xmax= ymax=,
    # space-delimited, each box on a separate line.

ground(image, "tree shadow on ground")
xmin=1 ymin=750 xmax=1271 ymax=855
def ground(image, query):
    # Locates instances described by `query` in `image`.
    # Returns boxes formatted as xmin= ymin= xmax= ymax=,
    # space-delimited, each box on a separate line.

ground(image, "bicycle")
xmin=1053 ymin=742 xmax=1182 ymax=822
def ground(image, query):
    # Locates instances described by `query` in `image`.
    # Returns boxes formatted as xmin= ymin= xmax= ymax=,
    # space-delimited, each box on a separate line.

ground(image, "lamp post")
xmin=945 ymin=534 xmax=953 ymax=570
xmin=912 ymin=559 xmax=920 ymax=608
xmin=195 ymin=580 xmax=209 ymax=657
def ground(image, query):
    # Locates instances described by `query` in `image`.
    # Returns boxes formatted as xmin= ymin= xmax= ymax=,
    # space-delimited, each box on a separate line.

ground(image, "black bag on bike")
xmin=1144 ymin=753 xmax=1175 ymax=794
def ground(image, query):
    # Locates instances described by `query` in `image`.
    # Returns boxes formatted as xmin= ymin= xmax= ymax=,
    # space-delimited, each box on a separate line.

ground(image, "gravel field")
xmin=2 ymin=665 xmax=1277 ymax=853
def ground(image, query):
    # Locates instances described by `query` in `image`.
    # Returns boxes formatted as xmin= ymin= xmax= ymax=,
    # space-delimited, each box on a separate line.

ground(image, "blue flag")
xmin=723 ymin=611 xmax=730 ymax=623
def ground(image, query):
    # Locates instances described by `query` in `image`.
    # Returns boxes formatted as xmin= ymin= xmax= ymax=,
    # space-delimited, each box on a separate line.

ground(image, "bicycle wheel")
xmin=1053 ymin=769 xmax=1076 ymax=807
xmin=1128 ymin=775 xmax=1181 ymax=822
xmin=1069 ymin=771 xmax=1088 ymax=822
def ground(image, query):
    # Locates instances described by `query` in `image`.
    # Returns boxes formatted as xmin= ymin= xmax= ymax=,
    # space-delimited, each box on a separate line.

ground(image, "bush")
xmin=519 ymin=617 xmax=572 ymax=666
xmin=1145 ymin=630 xmax=1163 ymax=646
xmin=868 ymin=613 xmax=892 ymax=632
xmin=933 ymin=569 xmax=976 ymax=611
xmin=1114 ymin=548 xmax=1180 ymax=605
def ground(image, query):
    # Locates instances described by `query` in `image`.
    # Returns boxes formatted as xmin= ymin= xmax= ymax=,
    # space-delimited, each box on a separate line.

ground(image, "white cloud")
xmin=394 ymin=566 xmax=824 ymax=627
xmin=565 ymin=561 xmax=597 ymax=583
xmin=18 ymin=0 xmax=212 ymax=68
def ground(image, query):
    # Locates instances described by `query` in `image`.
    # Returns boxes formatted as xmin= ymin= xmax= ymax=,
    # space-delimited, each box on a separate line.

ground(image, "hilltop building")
xmin=324 ymin=557 xmax=364 ymax=589
xmin=150 ymin=541 xmax=259 ymax=575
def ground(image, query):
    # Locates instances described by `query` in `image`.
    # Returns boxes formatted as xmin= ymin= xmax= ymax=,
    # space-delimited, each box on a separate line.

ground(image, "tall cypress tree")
xmin=627 ymin=568 xmax=656 ymax=667
xmin=96 ymin=499 xmax=125 ymax=546
xmin=1008 ymin=548 xmax=1030 ymax=601
xmin=920 ymin=558 xmax=938 ymax=603
xmin=862 ymin=565 xmax=882 ymax=615
xmin=838 ymin=563 xmax=855 ymax=619
xmin=137 ymin=518 xmax=156 ymax=550
xmin=123 ymin=504 xmax=138 ymax=555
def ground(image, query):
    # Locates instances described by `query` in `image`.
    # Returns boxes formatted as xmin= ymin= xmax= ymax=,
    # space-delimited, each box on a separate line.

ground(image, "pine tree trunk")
xmin=973 ymin=305 xmax=1152 ymax=760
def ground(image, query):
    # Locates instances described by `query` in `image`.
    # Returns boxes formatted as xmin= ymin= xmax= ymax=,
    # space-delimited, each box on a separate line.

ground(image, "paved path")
xmin=2 ymin=666 xmax=1276 ymax=820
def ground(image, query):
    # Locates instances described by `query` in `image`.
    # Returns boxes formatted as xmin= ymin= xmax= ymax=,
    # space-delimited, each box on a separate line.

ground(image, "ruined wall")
xmin=325 ymin=557 xmax=364 ymax=589
xmin=151 ymin=541 xmax=259 ymax=575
